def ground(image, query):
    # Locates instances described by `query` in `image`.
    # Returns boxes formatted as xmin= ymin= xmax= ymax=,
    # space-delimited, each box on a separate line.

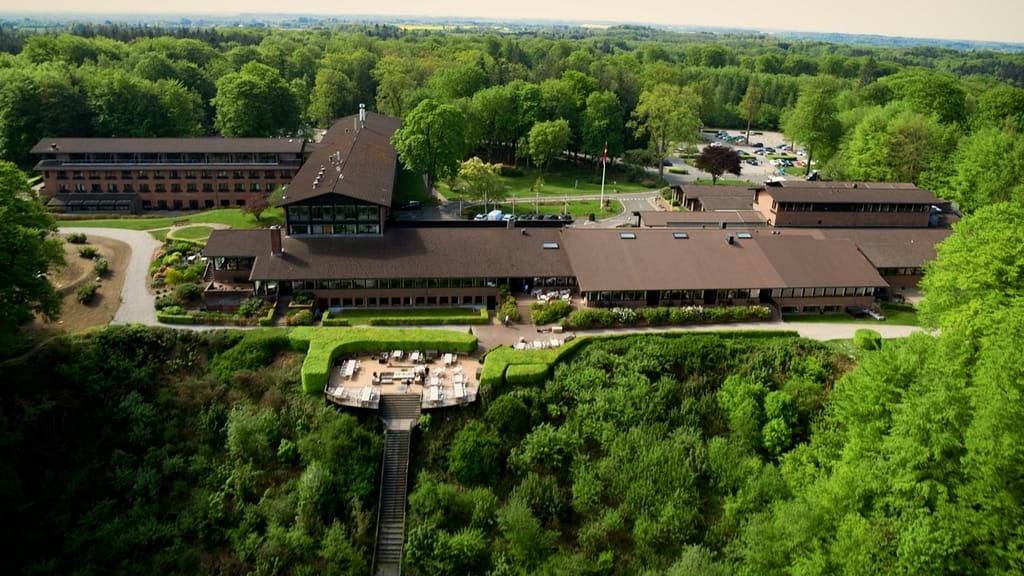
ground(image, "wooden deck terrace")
xmin=323 ymin=350 xmax=480 ymax=411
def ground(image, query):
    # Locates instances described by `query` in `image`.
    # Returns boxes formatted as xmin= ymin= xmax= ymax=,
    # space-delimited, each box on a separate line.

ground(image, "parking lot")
xmin=693 ymin=129 xmax=812 ymax=180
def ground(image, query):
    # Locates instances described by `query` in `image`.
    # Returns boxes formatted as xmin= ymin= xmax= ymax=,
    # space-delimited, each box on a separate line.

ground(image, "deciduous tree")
xmin=391 ymin=98 xmax=467 ymax=194
xmin=629 ymin=83 xmax=701 ymax=180
xmin=693 ymin=146 xmax=742 ymax=184
xmin=783 ymin=75 xmax=843 ymax=175
xmin=527 ymin=118 xmax=571 ymax=176
xmin=0 ymin=161 xmax=64 ymax=349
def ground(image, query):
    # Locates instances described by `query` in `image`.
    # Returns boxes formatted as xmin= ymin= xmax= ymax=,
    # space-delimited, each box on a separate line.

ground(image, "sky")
xmin=3 ymin=0 xmax=1023 ymax=44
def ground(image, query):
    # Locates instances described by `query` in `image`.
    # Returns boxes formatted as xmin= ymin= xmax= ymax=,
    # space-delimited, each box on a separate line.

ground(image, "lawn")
xmin=437 ymin=161 xmax=657 ymax=202
xmin=485 ymin=198 xmax=621 ymax=220
xmin=692 ymin=179 xmax=757 ymax=186
xmin=58 ymin=208 xmax=282 ymax=231
xmin=336 ymin=307 xmax=487 ymax=324
xmin=169 ymin=225 xmax=215 ymax=242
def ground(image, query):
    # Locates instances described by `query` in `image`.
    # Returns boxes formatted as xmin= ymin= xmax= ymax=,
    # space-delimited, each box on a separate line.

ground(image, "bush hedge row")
xmin=364 ymin=308 xmax=489 ymax=326
xmin=505 ymin=363 xmax=549 ymax=386
xmin=530 ymin=299 xmax=571 ymax=325
xmin=288 ymin=327 xmax=478 ymax=393
xmin=566 ymin=305 xmax=771 ymax=329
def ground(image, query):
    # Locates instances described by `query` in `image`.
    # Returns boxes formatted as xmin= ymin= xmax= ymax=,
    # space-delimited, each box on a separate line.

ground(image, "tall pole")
xmin=600 ymin=142 xmax=607 ymax=215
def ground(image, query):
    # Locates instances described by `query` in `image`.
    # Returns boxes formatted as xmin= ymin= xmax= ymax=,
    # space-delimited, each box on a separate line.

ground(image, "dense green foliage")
xmin=1 ymin=24 xmax=1022 ymax=213
xmin=0 ymin=161 xmax=63 ymax=349
xmin=0 ymin=325 xmax=383 ymax=575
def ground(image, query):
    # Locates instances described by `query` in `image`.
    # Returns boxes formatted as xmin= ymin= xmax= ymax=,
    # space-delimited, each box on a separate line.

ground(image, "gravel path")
xmin=61 ymin=227 xmax=163 ymax=326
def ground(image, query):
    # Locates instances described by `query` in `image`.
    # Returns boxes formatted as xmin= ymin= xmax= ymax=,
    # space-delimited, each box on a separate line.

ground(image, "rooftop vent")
xmin=542 ymin=242 xmax=559 ymax=249
xmin=619 ymin=232 xmax=636 ymax=239
xmin=726 ymin=234 xmax=735 ymax=245
xmin=736 ymin=232 xmax=752 ymax=239
xmin=672 ymin=232 xmax=689 ymax=239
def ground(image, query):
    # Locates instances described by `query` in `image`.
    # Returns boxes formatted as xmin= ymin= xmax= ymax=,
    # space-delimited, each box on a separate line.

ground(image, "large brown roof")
xmin=205 ymin=227 xmax=573 ymax=281
xmin=681 ymin=184 xmax=758 ymax=200
xmin=638 ymin=210 xmax=768 ymax=227
xmin=819 ymin=227 xmax=952 ymax=268
xmin=280 ymin=111 xmax=400 ymax=208
xmin=31 ymin=137 xmax=305 ymax=155
xmin=561 ymin=228 xmax=885 ymax=292
xmin=761 ymin=181 xmax=939 ymax=204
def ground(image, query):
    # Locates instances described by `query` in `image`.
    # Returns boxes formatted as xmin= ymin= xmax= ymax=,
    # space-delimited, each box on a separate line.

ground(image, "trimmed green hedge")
xmin=854 ymin=328 xmax=882 ymax=351
xmin=567 ymin=305 xmax=772 ymax=328
xmin=321 ymin=310 xmax=351 ymax=327
xmin=505 ymin=363 xmax=549 ymax=386
xmin=365 ymin=308 xmax=489 ymax=325
xmin=156 ymin=312 xmax=194 ymax=324
xmin=258 ymin=306 xmax=276 ymax=327
xmin=530 ymin=299 xmax=571 ymax=325
xmin=288 ymin=326 xmax=478 ymax=393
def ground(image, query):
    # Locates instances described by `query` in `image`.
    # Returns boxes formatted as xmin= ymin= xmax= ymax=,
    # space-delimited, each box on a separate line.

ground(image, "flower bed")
xmin=566 ymin=305 xmax=772 ymax=329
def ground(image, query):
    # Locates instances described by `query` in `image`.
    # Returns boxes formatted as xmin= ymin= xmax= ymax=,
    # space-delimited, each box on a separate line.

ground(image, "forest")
xmin=1 ymin=22 xmax=1023 ymax=212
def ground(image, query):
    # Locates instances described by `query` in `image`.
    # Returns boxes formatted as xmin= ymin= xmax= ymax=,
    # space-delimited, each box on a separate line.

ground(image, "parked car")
xmin=846 ymin=305 xmax=886 ymax=321
xmin=398 ymin=200 xmax=422 ymax=211
xmin=751 ymin=142 xmax=764 ymax=148
xmin=746 ymin=158 xmax=759 ymax=166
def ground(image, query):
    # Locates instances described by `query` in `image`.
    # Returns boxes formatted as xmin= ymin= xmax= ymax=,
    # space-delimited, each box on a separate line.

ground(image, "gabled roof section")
xmin=280 ymin=111 xmax=400 ymax=208
xmin=762 ymin=181 xmax=939 ymax=204
xmin=561 ymin=228 xmax=885 ymax=292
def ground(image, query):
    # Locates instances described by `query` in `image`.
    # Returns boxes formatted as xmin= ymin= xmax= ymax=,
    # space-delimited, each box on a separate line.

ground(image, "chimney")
xmin=270 ymin=225 xmax=283 ymax=256
xmin=359 ymin=103 xmax=366 ymax=128
xmin=726 ymin=234 xmax=734 ymax=245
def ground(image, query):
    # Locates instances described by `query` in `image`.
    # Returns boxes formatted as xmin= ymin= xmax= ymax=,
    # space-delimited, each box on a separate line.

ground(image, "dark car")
xmin=398 ymin=200 xmax=422 ymax=211
xmin=544 ymin=213 xmax=558 ymax=220
xmin=558 ymin=213 xmax=573 ymax=221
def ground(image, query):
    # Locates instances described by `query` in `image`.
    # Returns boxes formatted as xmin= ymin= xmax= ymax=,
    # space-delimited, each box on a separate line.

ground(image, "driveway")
xmin=60 ymin=227 xmax=162 ymax=326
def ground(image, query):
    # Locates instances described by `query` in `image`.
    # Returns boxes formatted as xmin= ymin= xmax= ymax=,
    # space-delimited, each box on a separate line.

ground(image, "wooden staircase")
xmin=372 ymin=394 xmax=422 ymax=576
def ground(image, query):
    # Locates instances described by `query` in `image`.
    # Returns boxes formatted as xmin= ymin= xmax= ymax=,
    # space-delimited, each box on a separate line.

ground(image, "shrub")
xmin=92 ymin=258 xmax=109 ymax=277
xmin=163 ymin=269 xmax=184 ymax=285
xmin=287 ymin=309 xmax=313 ymax=326
xmin=161 ymin=305 xmax=187 ymax=316
xmin=611 ymin=307 xmax=639 ymax=325
xmin=499 ymin=165 xmax=525 ymax=177
xmin=505 ymin=363 xmax=549 ymax=386
xmin=853 ymin=328 xmax=882 ymax=351
xmin=209 ymin=332 xmax=290 ymax=382
xmin=566 ymin=308 xmax=615 ymax=329
xmin=496 ymin=296 xmax=519 ymax=324
xmin=529 ymin=299 xmax=571 ymax=325
xmin=291 ymin=292 xmax=315 ymax=305
xmin=77 ymin=246 xmax=98 ymax=259
xmin=65 ymin=232 xmax=87 ymax=244
xmin=174 ymin=283 xmax=204 ymax=304
xmin=76 ymin=282 xmax=98 ymax=304
xmin=238 ymin=296 xmax=266 ymax=318
xmin=638 ymin=306 xmax=671 ymax=325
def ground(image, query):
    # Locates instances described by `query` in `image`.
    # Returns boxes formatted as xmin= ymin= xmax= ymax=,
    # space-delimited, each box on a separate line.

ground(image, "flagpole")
xmin=600 ymin=142 xmax=607 ymax=214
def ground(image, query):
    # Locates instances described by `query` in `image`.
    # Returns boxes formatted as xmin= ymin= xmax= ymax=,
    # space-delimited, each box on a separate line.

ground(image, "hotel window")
xmin=249 ymin=170 xmax=260 ymax=178
xmin=123 ymin=183 xmax=133 ymax=192
xmin=218 ymin=183 xmax=229 ymax=192
xmin=234 ymin=183 xmax=244 ymax=192
xmin=107 ymin=184 xmax=117 ymax=192
xmin=91 ymin=184 xmax=101 ymax=192
xmin=264 ymin=170 xmax=276 ymax=179
xmin=75 ymin=183 xmax=87 ymax=192
xmin=232 ymin=170 xmax=244 ymax=179
xmin=155 ymin=184 xmax=166 ymax=192
xmin=139 ymin=184 xmax=150 ymax=192
xmin=153 ymin=170 xmax=164 ymax=179
xmin=187 ymin=183 xmax=198 ymax=192
xmin=57 ymin=171 xmax=67 ymax=180
xmin=250 ymin=183 xmax=261 ymax=192
xmin=169 ymin=170 xmax=179 ymax=179
xmin=171 ymin=183 xmax=181 ymax=192
xmin=202 ymin=183 xmax=213 ymax=192
xmin=185 ymin=171 xmax=197 ymax=179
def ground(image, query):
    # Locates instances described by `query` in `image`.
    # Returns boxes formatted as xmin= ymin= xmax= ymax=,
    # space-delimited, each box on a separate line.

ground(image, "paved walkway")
xmin=470 ymin=319 xmax=926 ymax=350
xmin=60 ymin=227 xmax=163 ymax=326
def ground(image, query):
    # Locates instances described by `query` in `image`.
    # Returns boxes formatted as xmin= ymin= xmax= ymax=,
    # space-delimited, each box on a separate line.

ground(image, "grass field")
xmin=58 ymin=208 xmax=283 ymax=231
xmin=437 ymin=161 xmax=656 ymax=202
xmin=169 ymin=225 xmax=215 ymax=242
xmin=484 ymin=198 xmax=621 ymax=219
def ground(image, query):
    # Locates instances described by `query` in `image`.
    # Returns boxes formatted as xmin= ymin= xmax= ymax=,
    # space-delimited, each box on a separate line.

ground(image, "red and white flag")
xmin=602 ymin=142 xmax=607 ymax=166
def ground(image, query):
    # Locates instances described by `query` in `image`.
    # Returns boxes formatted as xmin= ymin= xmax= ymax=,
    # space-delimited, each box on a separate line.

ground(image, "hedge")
xmin=156 ymin=312 xmax=194 ymax=325
xmin=505 ymin=363 xmax=550 ymax=386
xmin=288 ymin=326 xmax=478 ymax=393
xmin=566 ymin=305 xmax=771 ymax=329
xmin=258 ymin=306 xmax=276 ymax=327
xmin=530 ymin=299 xmax=571 ymax=325
xmin=854 ymin=328 xmax=882 ymax=351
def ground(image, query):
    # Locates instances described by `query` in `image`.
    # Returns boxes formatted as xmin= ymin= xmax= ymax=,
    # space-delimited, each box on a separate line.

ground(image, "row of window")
xmin=286 ymin=203 xmax=380 ymax=223
xmin=59 ymin=183 xmax=276 ymax=193
xmin=772 ymin=286 xmax=875 ymax=298
xmin=55 ymin=169 xmax=292 ymax=180
xmin=58 ymin=152 xmax=295 ymax=164
xmin=277 ymin=277 xmax=534 ymax=290
xmin=141 ymin=199 xmax=245 ymax=210
xmin=879 ymin=267 xmax=925 ymax=276
xmin=774 ymin=201 xmax=930 ymax=213
xmin=320 ymin=295 xmax=485 ymax=308
xmin=288 ymin=224 xmax=381 ymax=235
